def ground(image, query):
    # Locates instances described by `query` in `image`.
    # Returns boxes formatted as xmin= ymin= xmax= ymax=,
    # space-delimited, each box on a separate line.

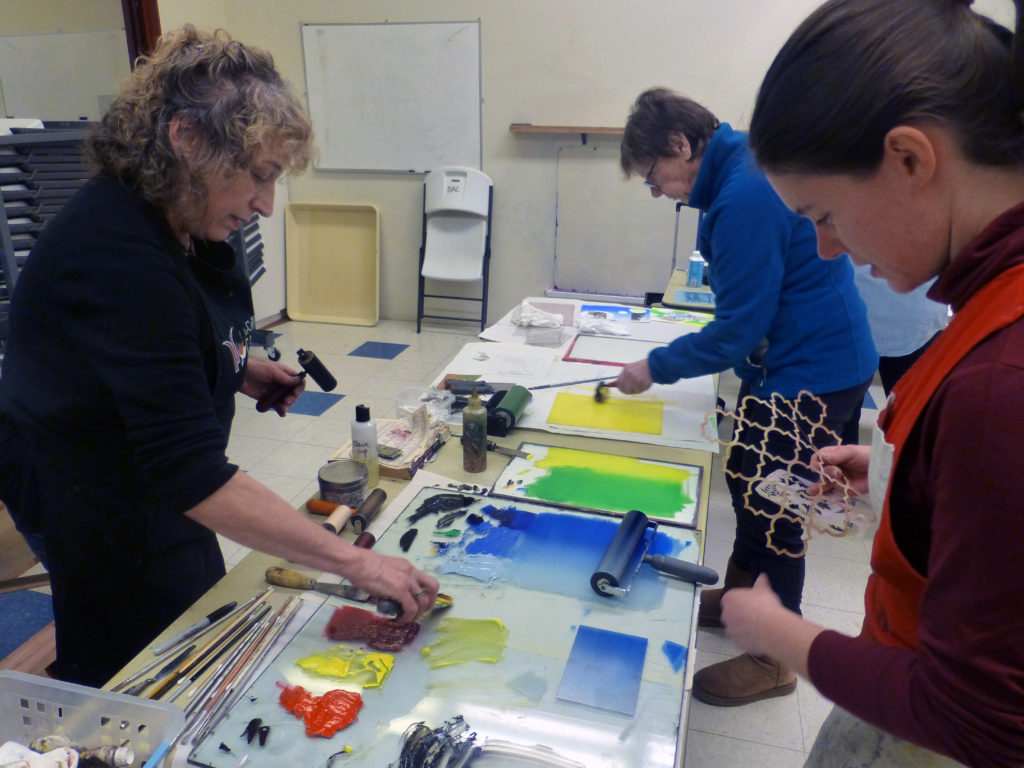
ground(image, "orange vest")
xmin=864 ymin=261 xmax=1024 ymax=648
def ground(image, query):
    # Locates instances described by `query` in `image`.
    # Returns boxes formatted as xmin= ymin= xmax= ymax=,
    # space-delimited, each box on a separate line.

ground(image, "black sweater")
xmin=0 ymin=175 xmax=253 ymax=684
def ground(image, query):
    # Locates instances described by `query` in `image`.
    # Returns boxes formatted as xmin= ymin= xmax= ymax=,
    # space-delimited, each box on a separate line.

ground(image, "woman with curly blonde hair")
xmin=0 ymin=25 xmax=438 ymax=686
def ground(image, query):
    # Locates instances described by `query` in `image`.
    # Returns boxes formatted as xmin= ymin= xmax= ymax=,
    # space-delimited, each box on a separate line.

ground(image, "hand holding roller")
xmin=256 ymin=348 xmax=337 ymax=413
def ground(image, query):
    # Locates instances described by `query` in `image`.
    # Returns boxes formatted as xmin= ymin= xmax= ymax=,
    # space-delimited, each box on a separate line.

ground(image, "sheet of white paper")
xmin=433 ymin=342 xmax=563 ymax=386
xmin=481 ymin=297 xmax=698 ymax=346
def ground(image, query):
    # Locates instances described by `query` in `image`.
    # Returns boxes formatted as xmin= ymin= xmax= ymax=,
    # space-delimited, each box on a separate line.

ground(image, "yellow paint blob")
xmin=421 ymin=617 xmax=509 ymax=668
xmin=295 ymin=646 xmax=394 ymax=688
xmin=548 ymin=392 xmax=663 ymax=434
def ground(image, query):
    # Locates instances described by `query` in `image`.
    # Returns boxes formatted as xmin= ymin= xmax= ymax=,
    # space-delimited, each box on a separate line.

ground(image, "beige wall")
xmin=156 ymin=0 xmax=227 ymax=35
xmin=1 ymin=0 xmax=123 ymax=34
xmin=157 ymin=0 xmax=1015 ymax=324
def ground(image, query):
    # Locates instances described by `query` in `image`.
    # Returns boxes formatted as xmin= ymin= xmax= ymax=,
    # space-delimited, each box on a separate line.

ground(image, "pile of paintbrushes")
xmin=109 ymin=588 xmax=302 ymax=762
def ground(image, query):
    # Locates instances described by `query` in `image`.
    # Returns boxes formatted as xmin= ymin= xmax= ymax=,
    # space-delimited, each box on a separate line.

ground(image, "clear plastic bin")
xmin=0 ymin=670 xmax=184 ymax=767
xmin=393 ymin=386 xmax=455 ymax=425
xmin=524 ymin=325 xmax=565 ymax=346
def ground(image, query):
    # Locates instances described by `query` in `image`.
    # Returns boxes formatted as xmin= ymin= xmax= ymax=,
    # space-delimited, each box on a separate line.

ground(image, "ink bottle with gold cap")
xmin=462 ymin=389 xmax=487 ymax=473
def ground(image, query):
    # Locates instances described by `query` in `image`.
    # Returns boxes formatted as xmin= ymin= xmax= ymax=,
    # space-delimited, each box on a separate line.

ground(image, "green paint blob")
xmin=421 ymin=617 xmax=508 ymax=668
xmin=530 ymin=448 xmax=694 ymax=519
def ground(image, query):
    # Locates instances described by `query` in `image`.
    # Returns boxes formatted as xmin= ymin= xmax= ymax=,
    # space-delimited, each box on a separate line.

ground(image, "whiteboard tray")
xmin=285 ymin=203 xmax=379 ymax=326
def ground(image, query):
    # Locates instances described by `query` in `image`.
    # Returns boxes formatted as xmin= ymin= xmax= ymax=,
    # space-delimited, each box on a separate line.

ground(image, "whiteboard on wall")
xmin=301 ymin=21 xmax=481 ymax=172
xmin=0 ymin=30 xmax=129 ymax=121
xmin=554 ymin=143 xmax=698 ymax=298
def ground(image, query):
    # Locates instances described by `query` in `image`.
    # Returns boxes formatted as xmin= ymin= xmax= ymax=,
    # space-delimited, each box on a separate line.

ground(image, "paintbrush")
xmin=110 ymin=588 xmax=272 ymax=693
xmin=528 ymin=376 xmax=609 ymax=390
xmin=164 ymin=604 xmax=272 ymax=703
xmin=123 ymin=644 xmax=196 ymax=697
xmin=148 ymin=598 xmax=270 ymax=699
xmin=185 ymin=599 xmax=302 ymax=748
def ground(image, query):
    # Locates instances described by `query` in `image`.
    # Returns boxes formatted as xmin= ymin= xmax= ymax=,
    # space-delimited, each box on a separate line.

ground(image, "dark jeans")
xmin=725 ymin=377 xmax=871 ymax=614
xmin=877 ymin=330 xmax=942 ymax=396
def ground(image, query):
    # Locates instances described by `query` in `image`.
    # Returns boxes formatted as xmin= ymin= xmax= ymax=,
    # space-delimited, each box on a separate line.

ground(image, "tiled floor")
xmin=216 ymin=318 xmax=885 ymax=765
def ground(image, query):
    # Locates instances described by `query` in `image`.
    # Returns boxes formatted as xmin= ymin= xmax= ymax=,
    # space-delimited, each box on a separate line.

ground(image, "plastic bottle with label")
xmin=351 ymin=404 xmax=379 ymax=488
xmin=687 ymin=250 xmax=706 ymax=287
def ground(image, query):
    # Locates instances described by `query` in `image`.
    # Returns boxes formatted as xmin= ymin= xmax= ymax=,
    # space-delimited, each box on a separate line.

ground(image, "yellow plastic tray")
xmin=285 ymin=203 xmax=380 ymax=325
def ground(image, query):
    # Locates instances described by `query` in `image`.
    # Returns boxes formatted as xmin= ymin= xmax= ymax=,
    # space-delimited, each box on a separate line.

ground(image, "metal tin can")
xmin=318 ymin=460 xmax=368 ymax=507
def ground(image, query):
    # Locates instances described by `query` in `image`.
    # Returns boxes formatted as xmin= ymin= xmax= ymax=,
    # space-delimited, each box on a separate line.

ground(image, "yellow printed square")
xmin=548 ymin=392 xmax=663 ymax=434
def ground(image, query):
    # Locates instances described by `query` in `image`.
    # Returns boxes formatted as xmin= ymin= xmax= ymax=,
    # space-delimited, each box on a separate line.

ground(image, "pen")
xmin=152 ymin=601 xmax=238 ymax=655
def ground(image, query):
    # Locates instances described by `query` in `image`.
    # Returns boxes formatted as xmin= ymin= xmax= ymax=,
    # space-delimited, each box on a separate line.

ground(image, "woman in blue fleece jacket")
xmin=617 ymin=88 xmax=877 ymax=707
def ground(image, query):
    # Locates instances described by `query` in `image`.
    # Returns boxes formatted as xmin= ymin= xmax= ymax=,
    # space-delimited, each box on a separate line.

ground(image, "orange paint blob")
xmin=277 ymin=683 xmax=363 ymax=737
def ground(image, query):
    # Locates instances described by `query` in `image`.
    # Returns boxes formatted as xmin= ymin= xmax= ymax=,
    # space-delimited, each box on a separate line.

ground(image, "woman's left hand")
xmin=242 ymin=358 xmax=306 ymax=416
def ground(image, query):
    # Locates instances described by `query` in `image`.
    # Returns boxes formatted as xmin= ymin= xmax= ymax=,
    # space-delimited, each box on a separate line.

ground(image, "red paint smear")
xmin=277 ymin=683 xmax=363 ymax=738
xmin=324 ymin=605 xmax=420 ymax=651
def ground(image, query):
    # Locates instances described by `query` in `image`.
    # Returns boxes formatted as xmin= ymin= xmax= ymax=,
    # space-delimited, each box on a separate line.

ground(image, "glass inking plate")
xmin=188 ymin=488 xmax=699 ymax=768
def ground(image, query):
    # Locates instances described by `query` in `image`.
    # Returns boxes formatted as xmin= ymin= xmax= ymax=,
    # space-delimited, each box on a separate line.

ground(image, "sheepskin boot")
xmin=692 ymin=653 xmax=797 ymax=707
xmin=697 ymin=557 xmax=752 ymax=628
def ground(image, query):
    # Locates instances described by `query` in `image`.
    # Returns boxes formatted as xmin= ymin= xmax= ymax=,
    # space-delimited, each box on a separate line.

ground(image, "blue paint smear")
xmin=435 ymin=552 xmax=508 ymax=582
xmin=465 ymin=525 xmax=521 ymax=557
xmin=432 ymin=504 xmax=684 ymax=611
xmin=661 ymin=640 xmax=688 ymax=672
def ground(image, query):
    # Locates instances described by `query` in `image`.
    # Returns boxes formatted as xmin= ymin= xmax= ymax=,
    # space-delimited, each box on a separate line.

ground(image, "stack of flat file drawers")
xmin=0 ymin=128 xmax=267 ymax=368
xmin=0 ymin=128 xmax=90 ymax=366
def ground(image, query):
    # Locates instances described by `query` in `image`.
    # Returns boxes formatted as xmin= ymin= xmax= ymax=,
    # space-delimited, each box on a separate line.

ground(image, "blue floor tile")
xmin=0 ymin=590 xmax=53 ymax=659
xmin=349 ymin=341 xmax=408 ymax=360
xmin=289 ymin=391 xmax=344 ymax=416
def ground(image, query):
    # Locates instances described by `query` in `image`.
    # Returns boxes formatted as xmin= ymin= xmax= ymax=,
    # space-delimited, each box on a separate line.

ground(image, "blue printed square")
xmin=289 ymin=391 xmax=344 ymax=416
xmin=349 ymin=341 xmax=408 ymax=360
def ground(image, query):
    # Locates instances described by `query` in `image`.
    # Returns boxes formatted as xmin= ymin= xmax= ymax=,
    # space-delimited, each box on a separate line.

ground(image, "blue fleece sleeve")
xmin=647 ymin=178 xmax=788 ymax=384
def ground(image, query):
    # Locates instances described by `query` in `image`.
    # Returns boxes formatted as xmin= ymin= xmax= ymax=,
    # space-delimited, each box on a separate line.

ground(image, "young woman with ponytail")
xmin=720 ymin=1 xmax=1024 ymax=765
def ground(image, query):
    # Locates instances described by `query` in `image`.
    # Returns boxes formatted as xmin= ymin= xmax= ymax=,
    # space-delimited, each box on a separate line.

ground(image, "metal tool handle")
xmin=643 ymin=555 xmax=719 ymax=586
xmin=265 ymin=566 xmax=316 ymax=591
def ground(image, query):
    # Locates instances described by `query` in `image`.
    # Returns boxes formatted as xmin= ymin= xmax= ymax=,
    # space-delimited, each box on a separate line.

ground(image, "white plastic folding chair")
xmin=416 ymin=166 xmax=493 ymax=332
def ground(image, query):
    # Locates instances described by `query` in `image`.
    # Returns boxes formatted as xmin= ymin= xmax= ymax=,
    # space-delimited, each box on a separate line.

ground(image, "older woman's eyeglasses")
xmin=642 ymin=158 xmax=660 ymax=191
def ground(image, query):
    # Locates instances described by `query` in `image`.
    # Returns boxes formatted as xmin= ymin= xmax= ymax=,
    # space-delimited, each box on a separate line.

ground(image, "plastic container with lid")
xmin=393 ymin=387 xmax=455 ymax=424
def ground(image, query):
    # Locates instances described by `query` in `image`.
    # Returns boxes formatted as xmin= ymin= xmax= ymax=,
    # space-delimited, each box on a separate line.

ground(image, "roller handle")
xmin=265 ymin=566 xmax=316 ymax=591
xmin=256 ymin=371 xmax=306 ymax=413
xmin=644 ymin=555 xmax=719 ymax=586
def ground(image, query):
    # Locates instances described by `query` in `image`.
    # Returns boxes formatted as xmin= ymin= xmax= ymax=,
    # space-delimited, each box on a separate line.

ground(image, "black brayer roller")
xmin=256 ymin=347 xmax=337 ymax=412
xmin=591 ymin=509 xmax=719 ymax=597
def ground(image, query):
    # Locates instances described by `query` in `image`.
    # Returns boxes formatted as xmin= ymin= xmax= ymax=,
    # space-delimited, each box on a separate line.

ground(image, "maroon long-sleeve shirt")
xmin=809 ymin=201 xmax=1024 ymax=768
